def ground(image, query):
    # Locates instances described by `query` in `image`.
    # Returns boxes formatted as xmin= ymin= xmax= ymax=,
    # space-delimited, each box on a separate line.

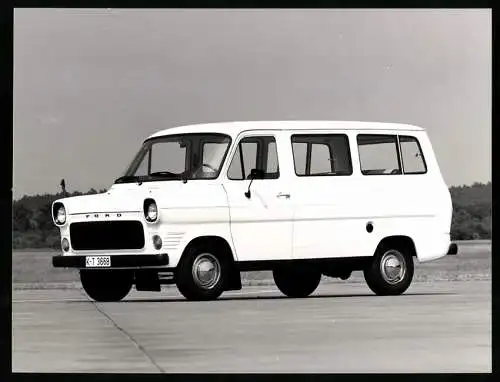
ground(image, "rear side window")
xmin=357 ymin=134 xmax=402 ymax=175
xmin=399 ymin=136 xmax=427 ymax=174
xmin=291 ymin=134 xmax=352 ymax=176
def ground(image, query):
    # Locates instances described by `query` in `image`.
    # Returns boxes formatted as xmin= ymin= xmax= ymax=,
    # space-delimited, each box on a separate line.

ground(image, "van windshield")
xmin=115 ymin=133 xmax=232 ymax=183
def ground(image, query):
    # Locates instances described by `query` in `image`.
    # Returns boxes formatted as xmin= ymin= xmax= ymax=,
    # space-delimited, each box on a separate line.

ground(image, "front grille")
xmin=70 ymin=221 xmax=145 ymax=250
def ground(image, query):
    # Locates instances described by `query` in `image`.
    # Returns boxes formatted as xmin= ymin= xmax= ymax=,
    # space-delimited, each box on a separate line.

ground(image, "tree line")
xmin=12 ymin=182 xmax=492 ymax=249
xmin=449 ymin=182 xmax=491 ymax=240
xmin=12 ymin=188 xmax=107 ymax=249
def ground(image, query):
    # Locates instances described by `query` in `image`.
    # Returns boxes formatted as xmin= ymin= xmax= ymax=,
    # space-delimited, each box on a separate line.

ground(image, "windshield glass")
xmin=116 ymin=133 xmax=232 ymax=183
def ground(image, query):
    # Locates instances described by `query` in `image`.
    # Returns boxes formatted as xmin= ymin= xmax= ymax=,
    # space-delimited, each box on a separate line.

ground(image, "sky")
xmin=13 ymin=9 xmax=491 ymax=199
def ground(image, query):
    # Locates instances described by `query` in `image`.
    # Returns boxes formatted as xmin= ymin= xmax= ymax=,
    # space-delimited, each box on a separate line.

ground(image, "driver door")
xmin=223 ymin=132 xmax=294 ymax=262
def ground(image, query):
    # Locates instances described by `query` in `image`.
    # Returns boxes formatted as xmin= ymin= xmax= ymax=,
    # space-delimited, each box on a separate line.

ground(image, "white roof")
xmin=147 ymin=121 xmax=424 ymax=140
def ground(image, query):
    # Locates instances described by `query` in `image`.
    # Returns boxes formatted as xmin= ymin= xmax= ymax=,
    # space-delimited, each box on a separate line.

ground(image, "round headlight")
xmin=56 ymin=206 xmax=66 ymax=224
xmin=146 ymin=202 xmax=158 ymax=222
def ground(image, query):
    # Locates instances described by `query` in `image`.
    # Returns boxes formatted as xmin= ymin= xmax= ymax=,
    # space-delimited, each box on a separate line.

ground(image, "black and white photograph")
xmin=12 ymin=8 xmax=491 ymax=373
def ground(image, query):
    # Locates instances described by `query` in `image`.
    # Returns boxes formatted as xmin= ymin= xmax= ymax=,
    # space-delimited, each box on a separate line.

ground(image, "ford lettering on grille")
xmin=85 ymin=213 xmax=122 ymax=218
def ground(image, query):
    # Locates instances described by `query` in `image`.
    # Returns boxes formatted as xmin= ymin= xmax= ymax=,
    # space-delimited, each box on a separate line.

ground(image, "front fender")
xmin=156 ymin=206 xmax=235 ymax=267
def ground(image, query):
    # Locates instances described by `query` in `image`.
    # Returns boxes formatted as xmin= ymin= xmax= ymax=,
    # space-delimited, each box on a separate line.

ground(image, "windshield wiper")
xmin=115 ymin=172 xmax=185 ymax=185
xmin=149 ymin=171 xmax=179 ymax=178
xmin=114 ymin=175 xmax=142 ymax=184
xmin=151 ymin=171 xmax=190 ymax=183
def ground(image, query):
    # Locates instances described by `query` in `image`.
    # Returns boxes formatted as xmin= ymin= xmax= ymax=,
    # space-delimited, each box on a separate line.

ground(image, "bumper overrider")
xmin=52 ymin=253 xmax=169 ymax=269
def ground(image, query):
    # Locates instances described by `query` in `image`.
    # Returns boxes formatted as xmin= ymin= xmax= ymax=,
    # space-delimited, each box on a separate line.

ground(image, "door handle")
xmin=276 ymin=192 xmax=291 ymax=199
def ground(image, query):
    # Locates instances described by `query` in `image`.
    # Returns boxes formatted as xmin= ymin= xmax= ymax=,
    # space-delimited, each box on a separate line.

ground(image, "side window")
xmin=241 ymin=142 xmax=258 ymax=176
xmin=357 ymin=134 xmax=401 ymax=175
xmin=227 ymin=136 xmax=279 ymax=180
xmin=292 ymin=142 xmax=307 ymax=175
xmin=291 ymin=134 xmax=352 ymax=176
xmin=399 ymin=136 xmax=427 ymax=174
xmin=227 ymin=145 xmax=243 ymax=179
xmin=310 ymin=143 xmax=332 ymax=175
xmin=266 ymin=141 xmax=279 ymax=173
xmin=227 ymin=142 xmax=257 ymax=180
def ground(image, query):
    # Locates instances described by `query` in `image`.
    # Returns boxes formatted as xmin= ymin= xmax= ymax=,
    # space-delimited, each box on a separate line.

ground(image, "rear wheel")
xmin=80 ymin=269 xmax=133 ymax=302
xmin=363 ymin=245 xmax=414 ymax=296
xmin=273 ymin=265 xmax=321 ymax=298
xmin=175 ymin=245 xmax=228 ymax=301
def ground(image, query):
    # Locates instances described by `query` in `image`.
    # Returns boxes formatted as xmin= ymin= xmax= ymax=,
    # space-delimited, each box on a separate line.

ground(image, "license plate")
xmin=85 ymin=256 xmax=111 ymax=268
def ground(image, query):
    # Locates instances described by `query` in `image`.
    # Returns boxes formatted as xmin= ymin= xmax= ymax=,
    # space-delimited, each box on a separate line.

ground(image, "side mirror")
xmin=250 ymin=168 xmax=264 ymax=180
xmin=244 ymin=168 xmax=264 ymax=198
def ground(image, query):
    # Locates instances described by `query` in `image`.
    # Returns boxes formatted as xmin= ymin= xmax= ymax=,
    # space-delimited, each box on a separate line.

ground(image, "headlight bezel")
xmin=143 ymin=198 xmax=159 ymax=223
xmin=52 ymin=202 xmax=67 ymax=226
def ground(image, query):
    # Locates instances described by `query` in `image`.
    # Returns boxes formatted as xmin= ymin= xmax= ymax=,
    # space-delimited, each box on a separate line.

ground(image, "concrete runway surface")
xmin=12 ymin=280 xmax=491 ymax=373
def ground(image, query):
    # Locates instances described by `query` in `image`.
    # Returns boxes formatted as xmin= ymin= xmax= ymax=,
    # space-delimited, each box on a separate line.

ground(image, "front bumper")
xmin=52 ymin=253 xmax=169 ymax=268
xmin=447 ymin=243 xmax=458 ymax=255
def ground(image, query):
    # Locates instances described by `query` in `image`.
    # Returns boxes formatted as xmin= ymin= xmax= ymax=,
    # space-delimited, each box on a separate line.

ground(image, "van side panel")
xmin=291 ymin=130 xmax=378 ymax=259
xmin=291 ymin=129 xmax=451 ymax=262
xmin=158 ymin=127 xmax=451 ymax=266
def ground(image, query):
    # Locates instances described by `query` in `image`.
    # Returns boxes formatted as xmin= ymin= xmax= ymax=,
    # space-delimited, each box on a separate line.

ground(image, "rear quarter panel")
xmin=353 ymin=130 xmax=451 ymax=262
xmin=293 ymin=129 xmax=451 ymax=262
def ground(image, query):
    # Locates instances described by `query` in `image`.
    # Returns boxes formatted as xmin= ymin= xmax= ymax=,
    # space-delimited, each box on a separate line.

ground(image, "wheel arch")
xmin=181 ymin=235 xmax=236 ymax=263
xmin=364 ymin=235 xmax=416 ymax=296
xmin=375 ymin=235 xmax=418 ymax=257
xmin=179 ymin=235 xmax=241 ymax=291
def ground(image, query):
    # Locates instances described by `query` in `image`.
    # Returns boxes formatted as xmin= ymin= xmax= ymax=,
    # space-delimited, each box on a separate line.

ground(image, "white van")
xmin=52 ymin=121 xmax=457 ymax=302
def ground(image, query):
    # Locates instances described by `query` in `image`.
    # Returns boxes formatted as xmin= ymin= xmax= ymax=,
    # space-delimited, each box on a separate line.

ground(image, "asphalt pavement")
xmin=12 ymin=280 xmax=491 ymax=373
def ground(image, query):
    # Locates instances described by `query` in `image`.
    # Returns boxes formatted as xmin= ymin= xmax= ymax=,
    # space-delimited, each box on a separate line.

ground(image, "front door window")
xmin=227 ymin=136 xmax=280 ymax=180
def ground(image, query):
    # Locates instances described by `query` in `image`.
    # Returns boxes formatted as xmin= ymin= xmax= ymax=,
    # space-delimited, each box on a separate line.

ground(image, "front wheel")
xmin=175 ymin=246 xmax=228 ymax=301
xmin=363 ymin=246 xmax=414 ymax=296
xmin=80 ymin=269 xmax=133 ymax=302
xmin=273 ymin=266 xmax=321 ymax=298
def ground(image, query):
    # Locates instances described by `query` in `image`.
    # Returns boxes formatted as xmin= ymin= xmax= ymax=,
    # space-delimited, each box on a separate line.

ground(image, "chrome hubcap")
xmin=380 ymin=250 xmax=406 ymax=284
xmin=192 ymin=253 xmax=221 ymax=290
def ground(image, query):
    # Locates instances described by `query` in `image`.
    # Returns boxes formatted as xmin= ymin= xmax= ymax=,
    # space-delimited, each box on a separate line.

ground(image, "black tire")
xmin=273 ymin=265 xmax=321 ymax=298
xmin=363 ymin=244 xmax=414 ymax=296
xmin=175 ymin=244 xmax=228 ymax=301
xmin=80 ymin=269 xmax=133 ymax=302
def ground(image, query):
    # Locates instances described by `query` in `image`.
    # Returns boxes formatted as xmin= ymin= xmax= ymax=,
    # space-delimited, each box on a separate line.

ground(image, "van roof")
xmin=147 ymin=121 xmax=424 ymax=140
